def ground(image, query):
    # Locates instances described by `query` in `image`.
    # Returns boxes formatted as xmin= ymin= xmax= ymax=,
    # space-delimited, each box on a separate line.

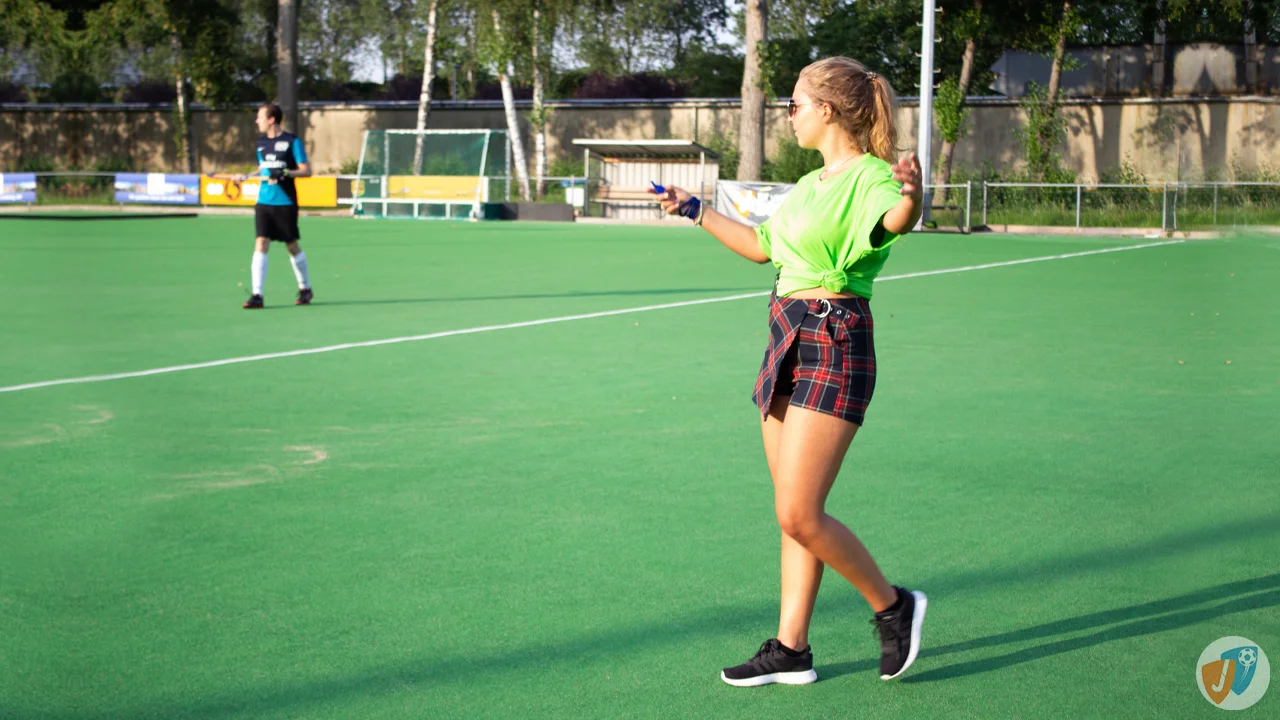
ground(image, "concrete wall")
xmin=1 ymin=97 xmax=1277 ymax=182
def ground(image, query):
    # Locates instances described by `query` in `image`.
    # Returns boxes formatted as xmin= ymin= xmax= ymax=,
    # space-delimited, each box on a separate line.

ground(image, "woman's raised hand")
xmin=891 ymin=152 xmax=923 ymax=197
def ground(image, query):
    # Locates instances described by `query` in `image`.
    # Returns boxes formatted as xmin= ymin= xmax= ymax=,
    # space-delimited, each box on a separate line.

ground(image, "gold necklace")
xmin=821 ymin=154 xmax=858 ymax=180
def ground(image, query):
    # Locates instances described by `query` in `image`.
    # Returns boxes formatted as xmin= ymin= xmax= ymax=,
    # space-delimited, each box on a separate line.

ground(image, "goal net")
xmin=350 ymin=129 xmax=510 ymax=220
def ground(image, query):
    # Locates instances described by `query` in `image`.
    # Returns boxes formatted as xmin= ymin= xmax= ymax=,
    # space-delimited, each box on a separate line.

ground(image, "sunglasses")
xmin=787 ymin=99 xmax=827 ymax=118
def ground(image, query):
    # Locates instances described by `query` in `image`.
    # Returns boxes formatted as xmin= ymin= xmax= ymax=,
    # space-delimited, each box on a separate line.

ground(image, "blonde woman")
xmin=653 ymin=58 xmax=927 ymax=686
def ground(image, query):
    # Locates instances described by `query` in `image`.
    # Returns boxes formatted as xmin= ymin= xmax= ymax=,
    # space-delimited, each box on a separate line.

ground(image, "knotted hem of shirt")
xmin=785 ymin=269 xmax=850 ymax=294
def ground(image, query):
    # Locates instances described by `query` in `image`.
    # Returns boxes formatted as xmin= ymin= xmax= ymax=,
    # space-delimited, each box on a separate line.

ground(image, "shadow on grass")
xmin=901 ymin=577 xmax=1280 ymax=684
xmin=27 ymin=520 xmax=1280 ymax=719
xmin=821 ymin=573 xmax=1280 ymax=683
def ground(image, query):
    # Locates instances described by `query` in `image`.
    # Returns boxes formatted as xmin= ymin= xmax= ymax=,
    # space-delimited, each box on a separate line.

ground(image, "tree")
xmin=738 ymin=0 xmax=767 ymax=181
xmin=88 ymin=0 xmax=241 ymax=170
xmin=277 ymin=0 xmax=298 ymax=131
xmin=935 ymin=0 xmax=983 ymax=202
xmin=1 ymin=0 xmax=68 ymax=91
xmin=529 ymin=0 xmax=548 ymax=197
xmin=810 ymin=0 xmax=928 ymax=98
xmin=297 ymin=0 xmax=367 ymax=92
xmin=412 ymin=0 xmax=441 ymax=174
xmin=1027 ymin=0 xmax=1076 ymax=179
xmin=485 ymin=5 xmax=531 ymax=201
xmin=657 ymin=0 xmax=729 ymax=68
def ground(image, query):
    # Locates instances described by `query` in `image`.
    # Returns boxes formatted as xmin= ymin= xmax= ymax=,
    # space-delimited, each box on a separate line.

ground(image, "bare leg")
xmin=771 ymin=403 xmax=897 ymax=613
xmin=762 ymin=396 xmax=824 ymax=651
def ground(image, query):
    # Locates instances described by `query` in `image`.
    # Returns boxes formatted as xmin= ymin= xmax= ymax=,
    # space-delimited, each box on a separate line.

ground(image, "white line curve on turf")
xmin=0 ymin=239 xmax=1183 ymax=394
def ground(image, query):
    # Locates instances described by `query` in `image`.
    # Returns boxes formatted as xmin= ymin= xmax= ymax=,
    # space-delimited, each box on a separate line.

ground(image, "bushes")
xmin=761 ymin=133 xmax=822 ymax=183
xmin=702 ymin=132 xmax=739 ymax=180
xmin=699 ymin=131 xmax=819 ymax=183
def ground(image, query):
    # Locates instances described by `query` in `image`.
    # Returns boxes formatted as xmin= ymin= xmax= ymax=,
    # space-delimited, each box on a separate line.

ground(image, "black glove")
xmin=269 ymin=167 xmax=289 ymax=181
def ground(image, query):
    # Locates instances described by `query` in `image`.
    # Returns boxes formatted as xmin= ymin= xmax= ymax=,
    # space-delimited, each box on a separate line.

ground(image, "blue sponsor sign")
xmin=114 ymin=173 xmax=201 ymax=205
xmin=0 ymin=173 xmax=37 ymax=203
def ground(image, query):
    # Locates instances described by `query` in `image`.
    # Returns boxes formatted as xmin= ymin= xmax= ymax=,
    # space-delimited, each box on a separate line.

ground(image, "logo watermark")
xmin=1197 ymin=637 xmax=1270 ymax=710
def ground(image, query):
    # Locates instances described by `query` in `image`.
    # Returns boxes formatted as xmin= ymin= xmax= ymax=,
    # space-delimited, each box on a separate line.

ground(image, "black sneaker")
xmin=243 ymin=294 xmax=264 ymax=309
xmin=720 ymin=638 xmax=817 ymax=687
xmin=296 ymin=287 xmax=313 ymax=305
xmin=871 ymin=586 xmax=928 ymax=680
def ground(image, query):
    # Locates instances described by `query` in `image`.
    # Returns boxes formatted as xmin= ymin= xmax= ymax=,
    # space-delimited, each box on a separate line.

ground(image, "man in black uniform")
xmin=240 ymin=102 xmax=313 ymax=309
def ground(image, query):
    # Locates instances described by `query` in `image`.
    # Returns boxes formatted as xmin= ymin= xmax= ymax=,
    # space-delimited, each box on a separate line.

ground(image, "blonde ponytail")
xmin=799 ymin=57 xmax=900 ymax=163
xmin=867 ymin=74 xmax=899 ymax=164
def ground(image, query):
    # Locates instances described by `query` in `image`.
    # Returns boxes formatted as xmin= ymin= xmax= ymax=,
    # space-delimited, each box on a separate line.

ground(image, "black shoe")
xmin=720 ymin=638 xmax=817 ymax=687
xmin=243 ymin=294 xmax=264 ymax=309
xmin=296 ymin=287 xmax=313 ymax=305
xmin=872 ymin=587 xmax=927 ymax=680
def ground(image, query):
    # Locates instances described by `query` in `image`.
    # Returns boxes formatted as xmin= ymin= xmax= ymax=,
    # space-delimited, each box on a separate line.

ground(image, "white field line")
xmin=0 ymin=239 xmax=1183 ymax=394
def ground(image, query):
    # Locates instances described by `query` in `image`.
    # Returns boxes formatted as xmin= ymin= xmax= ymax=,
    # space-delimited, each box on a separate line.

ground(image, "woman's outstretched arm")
xmin=651 ymin=187 xmax=771 ymax=264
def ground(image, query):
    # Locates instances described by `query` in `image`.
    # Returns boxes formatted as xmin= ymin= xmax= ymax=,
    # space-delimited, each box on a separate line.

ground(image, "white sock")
xmin=251 ymin=251 xmax=268 ymax=296
xmin=289 ymin=251 xmax=310 ymax=289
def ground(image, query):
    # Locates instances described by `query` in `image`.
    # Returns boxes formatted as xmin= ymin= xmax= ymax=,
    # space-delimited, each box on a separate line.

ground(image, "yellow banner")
xmin=387 ymin=176 xmax=483 ymax=201
xmin=297 ymin=177 xmax=338 ymax=207
xmin=200 ymin=176 xmax=338 ymax=207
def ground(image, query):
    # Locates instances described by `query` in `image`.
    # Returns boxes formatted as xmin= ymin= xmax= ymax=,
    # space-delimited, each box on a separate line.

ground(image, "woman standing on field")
xmin=653 ymin=57 xmax=927 ymax=686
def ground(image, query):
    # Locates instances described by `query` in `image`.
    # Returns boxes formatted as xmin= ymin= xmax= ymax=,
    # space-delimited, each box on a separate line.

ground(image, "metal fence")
xmin=974 ymin=181 xmax=1280 ymax=232
xmin=9 ymin=172 xmax=1280 ymax=232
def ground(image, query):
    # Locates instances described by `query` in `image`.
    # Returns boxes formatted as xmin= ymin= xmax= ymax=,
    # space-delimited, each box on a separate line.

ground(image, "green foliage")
xmin=670 ymin=43 xmax=742 ymax=98
xmin=338 ymin=156 xmax=361 ymax=175
xmin=551 ymin=68 xmax=591 ymax=97
xmin=754 ymin=37 xmax=815 ymax=99
xmin=4 ymin=0 xmax=1273 ymax=106
xmin=703 ymin=131 xmax=739 ymax=180
xmin=762 ymin=133 xmax=822 ymax=183
xmin=810 ymin=0 xmax=935 ymax=96
xmin=527 ymin=102 xmax=551 ymax=131
xmin=1230 ymin=157 xmax=1280 ymax=183
xmin=935 ymin=76 xmax=970 ymax=145
xmin=0 ymin=0 xmax=70 ymax=87
xmin=547 ymin=156 xmax=585 ymax=177
xmin=1096 ymin=157 xmax=1151 ymax=207
xmin=1017 ymin=82 xmax=1071 ymax=182
xmin=11 ymin=155 xmax=56 ymax=172
xmin=94 ymin=154 xmax=135 ymax=172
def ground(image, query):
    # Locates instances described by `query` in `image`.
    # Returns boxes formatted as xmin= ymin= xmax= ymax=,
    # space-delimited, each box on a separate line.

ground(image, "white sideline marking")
xmin=0 ymin=240 xmax=1183 ymax=394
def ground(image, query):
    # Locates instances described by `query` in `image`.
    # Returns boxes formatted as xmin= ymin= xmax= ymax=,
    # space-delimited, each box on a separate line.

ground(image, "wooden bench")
xmin=595 ymin=186 xmax=662 ymax=203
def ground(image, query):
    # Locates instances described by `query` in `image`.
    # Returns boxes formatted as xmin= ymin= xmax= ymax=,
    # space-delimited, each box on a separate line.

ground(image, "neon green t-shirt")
xmin=755 ymin=154 xmax=905 ymax=299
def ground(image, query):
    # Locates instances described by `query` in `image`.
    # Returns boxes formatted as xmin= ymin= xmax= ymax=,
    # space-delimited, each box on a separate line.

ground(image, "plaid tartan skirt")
xmin=752 ymin=293 xmax=877 ymax=425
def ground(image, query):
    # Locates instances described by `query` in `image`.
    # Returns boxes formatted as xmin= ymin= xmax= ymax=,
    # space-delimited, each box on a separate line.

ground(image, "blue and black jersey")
xmin=255 ymin=132 xmax=308 ymax=206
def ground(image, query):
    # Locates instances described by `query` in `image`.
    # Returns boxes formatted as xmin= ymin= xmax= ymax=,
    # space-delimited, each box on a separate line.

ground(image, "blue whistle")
xmin=651 ymin=181 xmax=699 ymax=219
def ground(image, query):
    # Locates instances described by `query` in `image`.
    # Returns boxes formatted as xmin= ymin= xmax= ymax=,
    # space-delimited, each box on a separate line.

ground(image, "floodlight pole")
xmin=915 ymin=0 xmax=938 ymax=230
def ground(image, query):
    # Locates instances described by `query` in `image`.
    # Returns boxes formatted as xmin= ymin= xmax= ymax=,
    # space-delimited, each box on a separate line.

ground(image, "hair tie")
xmin=867 ymin=71 xmax=878 ymax=81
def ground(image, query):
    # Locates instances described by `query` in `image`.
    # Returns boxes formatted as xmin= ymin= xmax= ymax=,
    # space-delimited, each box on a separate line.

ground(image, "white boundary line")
xmin=0 ymin=239 xmax=1182 ymax=394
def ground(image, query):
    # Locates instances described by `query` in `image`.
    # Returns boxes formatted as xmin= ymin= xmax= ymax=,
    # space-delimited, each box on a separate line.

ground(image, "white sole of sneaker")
xmin=880 ymin=590 xmax=928 ymax=680
xmin=720 ymin=669 xmax=818 ymax=687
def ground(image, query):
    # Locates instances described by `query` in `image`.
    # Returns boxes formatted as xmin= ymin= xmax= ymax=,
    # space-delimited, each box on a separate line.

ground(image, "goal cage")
xmin=349 ymin=129 xmax=511 ymax=220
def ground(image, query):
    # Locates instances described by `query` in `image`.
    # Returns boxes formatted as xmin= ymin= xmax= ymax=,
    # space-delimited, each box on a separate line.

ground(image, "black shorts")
xmin=255 ymin=204 xmax=300 ymax=242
